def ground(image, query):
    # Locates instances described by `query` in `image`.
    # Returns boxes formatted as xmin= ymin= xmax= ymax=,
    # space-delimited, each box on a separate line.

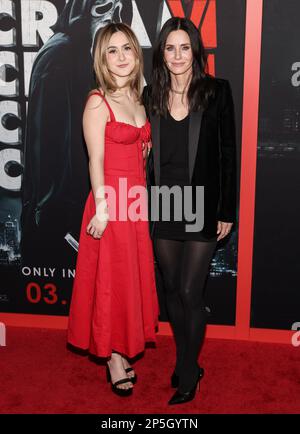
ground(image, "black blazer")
xmin=143 ymin=77 xmax=237 ymax=239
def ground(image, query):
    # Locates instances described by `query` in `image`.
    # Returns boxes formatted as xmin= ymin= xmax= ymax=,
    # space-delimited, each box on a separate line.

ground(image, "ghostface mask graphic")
xmin=90 ymin=0 xmax=123 ymax=50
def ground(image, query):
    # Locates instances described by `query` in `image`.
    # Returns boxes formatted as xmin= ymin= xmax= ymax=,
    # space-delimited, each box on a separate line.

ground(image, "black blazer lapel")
xmin=188 ymin=109 xmax=203 ymax=183
xmin=150 ymin=112 xmax=160 ymax=185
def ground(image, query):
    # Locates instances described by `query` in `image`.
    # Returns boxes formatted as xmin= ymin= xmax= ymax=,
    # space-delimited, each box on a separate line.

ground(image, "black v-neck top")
xmin=160 ymin=111 xmax=190 ymax=183
xmin=152 ymin=111 xmax=217 ymax=242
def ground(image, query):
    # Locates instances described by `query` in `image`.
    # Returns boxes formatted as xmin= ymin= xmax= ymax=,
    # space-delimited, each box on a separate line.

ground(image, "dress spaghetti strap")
xmin=86 ymin=91 xmax=116 ymax=122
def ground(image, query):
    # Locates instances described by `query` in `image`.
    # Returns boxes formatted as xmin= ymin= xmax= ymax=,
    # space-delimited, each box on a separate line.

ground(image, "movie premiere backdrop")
xmin=0 ymin=0 xmax=297 ymax=336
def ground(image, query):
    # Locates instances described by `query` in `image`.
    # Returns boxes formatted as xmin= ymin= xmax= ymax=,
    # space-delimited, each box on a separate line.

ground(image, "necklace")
xmin=171 ymin=88 xmax=186 ymax=95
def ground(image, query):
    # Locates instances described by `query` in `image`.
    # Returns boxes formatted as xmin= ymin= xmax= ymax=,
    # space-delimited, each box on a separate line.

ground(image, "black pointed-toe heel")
xmin=168 ymin=367 xmax=204 ymax=405
xmin=106 ymin=365 xmax=133 ymax=397
xmin=125 ymin=367 xmax=137 ymax=385
xmin=171 ymin=367 xmax=204 ymax=388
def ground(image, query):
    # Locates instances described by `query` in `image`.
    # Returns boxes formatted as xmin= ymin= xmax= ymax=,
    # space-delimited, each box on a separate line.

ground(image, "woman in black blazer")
xmin=143 ymin=17 xmax=237 ymax=405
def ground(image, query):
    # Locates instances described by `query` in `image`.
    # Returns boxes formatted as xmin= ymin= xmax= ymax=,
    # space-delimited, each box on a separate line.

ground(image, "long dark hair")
xmin=151 ymin=17 xmax=215 ymax=116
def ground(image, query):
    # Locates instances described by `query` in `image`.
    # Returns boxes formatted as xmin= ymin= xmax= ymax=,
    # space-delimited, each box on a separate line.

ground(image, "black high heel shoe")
xmin=168 ymin=367 xmax=204 ymax=405
xmin=106 ymin=365 xmax=133 ymax=397
xmin=171 ymin=366 xmax=204 ymax=388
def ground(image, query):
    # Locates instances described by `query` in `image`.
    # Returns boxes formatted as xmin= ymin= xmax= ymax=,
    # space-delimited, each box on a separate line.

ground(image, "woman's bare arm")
xmin=83 ymin=94 xmax=110 ymax=238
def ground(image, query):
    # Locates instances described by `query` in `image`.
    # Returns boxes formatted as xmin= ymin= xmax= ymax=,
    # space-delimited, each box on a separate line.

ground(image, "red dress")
xmin=67 ymin=92 xmax=159 ymax=358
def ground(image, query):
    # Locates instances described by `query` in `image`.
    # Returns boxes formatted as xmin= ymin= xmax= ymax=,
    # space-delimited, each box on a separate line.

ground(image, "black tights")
xmin=153 ymin=238 xmax=217 ymax=392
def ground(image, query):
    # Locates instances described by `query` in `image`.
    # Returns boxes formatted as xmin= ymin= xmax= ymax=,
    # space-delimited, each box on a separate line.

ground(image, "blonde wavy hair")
xmin=93 ymin=23 xmax=144 ymax=101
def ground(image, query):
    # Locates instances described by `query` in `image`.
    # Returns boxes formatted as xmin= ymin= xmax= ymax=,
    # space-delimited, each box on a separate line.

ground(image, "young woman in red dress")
xmin=67 ymin=23 xmax=159 ymax=397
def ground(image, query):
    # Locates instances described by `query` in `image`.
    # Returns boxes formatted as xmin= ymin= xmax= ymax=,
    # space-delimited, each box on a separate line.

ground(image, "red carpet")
xmin=0 ymin=326 xmax=299 ymax=414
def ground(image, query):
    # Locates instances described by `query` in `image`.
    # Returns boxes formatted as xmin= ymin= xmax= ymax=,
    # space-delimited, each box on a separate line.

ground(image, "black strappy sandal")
xmin=106 ymin=365 xmax=133 ymax=397
xmin=124 ymin=367 xmax=137 ymax=385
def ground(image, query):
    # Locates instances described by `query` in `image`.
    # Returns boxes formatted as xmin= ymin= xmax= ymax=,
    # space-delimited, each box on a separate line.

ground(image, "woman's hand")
xmin=217 ymin=221 xmax=233 ymax=241
xmin=87 ymin=209 xmax=109 ymax=239
xmin=87 ymin=198 xmax=109 ymax=239
xmin=142 ymin=140 xmax=152 ymax=159
xmin=142 ymin=143 xmax=147 ymax=159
